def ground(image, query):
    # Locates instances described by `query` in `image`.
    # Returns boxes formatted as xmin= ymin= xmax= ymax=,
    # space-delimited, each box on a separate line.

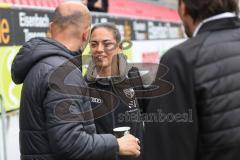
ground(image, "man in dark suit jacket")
xmin=144 ymin=0 xmax=240 ymax=160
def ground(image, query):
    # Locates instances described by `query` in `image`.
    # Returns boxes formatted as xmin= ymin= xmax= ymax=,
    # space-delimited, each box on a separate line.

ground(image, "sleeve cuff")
xmin=100 ymin=134 xmax=119 ymax=159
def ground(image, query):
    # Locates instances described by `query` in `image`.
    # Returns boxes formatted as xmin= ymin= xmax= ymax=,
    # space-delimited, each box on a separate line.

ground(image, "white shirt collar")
xmin=193 ymin=12 xmax=236 ymax=37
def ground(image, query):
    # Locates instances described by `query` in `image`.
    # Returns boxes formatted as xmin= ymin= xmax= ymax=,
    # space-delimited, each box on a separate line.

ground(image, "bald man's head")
xmin=49 ymin=1 xmax=92 ymax=52
xmin=52 ymin=1 xmax=91 ymax=29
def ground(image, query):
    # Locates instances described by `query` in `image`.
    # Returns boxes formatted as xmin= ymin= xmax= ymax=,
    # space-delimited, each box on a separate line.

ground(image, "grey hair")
xmin=52 ymin=8 xmax=85 ymax=28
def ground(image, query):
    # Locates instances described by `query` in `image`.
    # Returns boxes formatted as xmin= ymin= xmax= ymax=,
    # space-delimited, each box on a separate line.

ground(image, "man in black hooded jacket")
xmin=11 ymin=1 xmax=140 ymax=160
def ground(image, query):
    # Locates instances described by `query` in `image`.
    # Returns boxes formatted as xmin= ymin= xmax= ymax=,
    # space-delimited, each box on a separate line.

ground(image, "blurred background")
xmin=0 ymin=0 xmax=184 ymax=159
xmin=139 ymin=0 xmax=177 ymax=9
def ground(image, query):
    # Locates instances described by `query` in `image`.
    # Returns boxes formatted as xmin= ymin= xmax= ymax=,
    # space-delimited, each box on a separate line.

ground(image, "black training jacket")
xmin=11 ymin=37 xmax=118 ymax=160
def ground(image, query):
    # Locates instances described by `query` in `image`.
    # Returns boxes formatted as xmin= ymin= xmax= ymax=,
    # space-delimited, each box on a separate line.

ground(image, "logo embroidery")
xmin=123 ymin=88 xmax=135 ymax=99
xmin=91 ymin=97 xmax=102 ymax=104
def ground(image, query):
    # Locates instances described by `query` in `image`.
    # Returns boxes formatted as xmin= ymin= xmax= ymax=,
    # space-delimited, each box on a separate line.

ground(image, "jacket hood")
xmin=11 ymin=37 xmax=80 ymax=84
xmin=86 ymin=53 xmax=130 ymax=85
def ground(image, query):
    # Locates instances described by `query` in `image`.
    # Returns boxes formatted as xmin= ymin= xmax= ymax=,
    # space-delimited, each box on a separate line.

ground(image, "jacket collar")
xmin=194 ymin=14 xmax=240 ymax=36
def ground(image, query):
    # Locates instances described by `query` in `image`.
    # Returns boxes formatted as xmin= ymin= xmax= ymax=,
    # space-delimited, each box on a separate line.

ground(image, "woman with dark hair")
xmin=85 ymin=22 xmax=144 ymax=160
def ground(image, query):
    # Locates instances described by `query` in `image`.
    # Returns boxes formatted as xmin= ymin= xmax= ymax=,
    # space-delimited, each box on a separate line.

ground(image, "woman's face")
xmin=90 ymin=27 xmax=121 ymax=69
